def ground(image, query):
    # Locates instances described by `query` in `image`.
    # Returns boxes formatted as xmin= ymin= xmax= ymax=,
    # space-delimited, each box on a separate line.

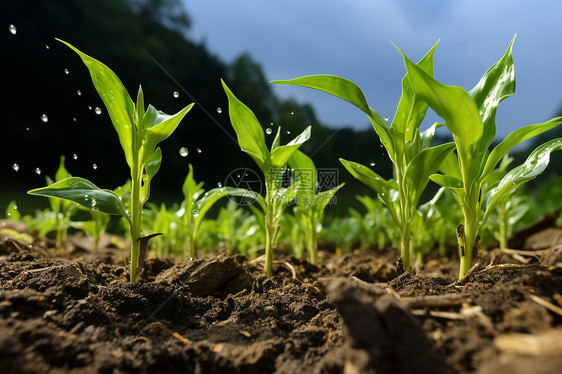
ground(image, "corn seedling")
xmin=397 ymin=36 xmax=562 ymax=278
xmin=222 ymin=80 xmax=310 ymax=277
xmin=289 ymin=150 xmax=344 ymax=264
xmin=273 ymin=42 xmax=455 ymax=272
xmin=28 ymin=40 xmax=193 ymax=282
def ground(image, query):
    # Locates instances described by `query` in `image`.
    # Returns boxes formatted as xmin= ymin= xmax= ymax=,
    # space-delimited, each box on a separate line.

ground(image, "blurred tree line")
xmin=1 ymin=0 xmax=559 ymax=214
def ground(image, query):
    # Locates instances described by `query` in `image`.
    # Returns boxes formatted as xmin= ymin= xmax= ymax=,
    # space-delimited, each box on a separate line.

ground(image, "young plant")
xmin=48 ymin=155 xmax=78 ymax=249
xmin=397 ymin=36 xmax=562 ymax=277
xmin=28 ymin=40 xmax=193 ymax=282
xmin=289 ymin=150 xmax=344 ymax=264
xmin=273 ymin=42 xmax=455 ymax=272
xmin=222 ymin=80 xmax=310 ymax=277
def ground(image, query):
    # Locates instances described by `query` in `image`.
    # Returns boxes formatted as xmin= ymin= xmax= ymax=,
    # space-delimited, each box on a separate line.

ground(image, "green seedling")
xmin=289 ymin=150 xmax=344 ymax=264
xmin=222 ymin=80 xmax=310 ymax=277
xmin=397 ymin=36 xmax=562 ymax=277
xmin=48 ymin=155 xmax=77 ymax=249
xmin=273 ymin=42 xmax=455 ymax=272
xmin=70 ymin=208 xmax=111 ymax=252
xmin=410 ymin=187 xmax=445 ymax=264
xmin=28 ymin=39 xmax=193 ymax=282
xmin=179 ymin=164 xmax=246 ymax=259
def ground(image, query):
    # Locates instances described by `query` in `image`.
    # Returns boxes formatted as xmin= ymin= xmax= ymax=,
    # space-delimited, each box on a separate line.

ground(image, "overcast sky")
xmin=182 ymin=0 xmax=562 ymax=139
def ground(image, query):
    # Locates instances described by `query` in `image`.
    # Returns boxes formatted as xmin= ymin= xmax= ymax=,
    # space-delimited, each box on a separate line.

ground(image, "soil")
xmin=1 ymin=219 xmax=562 ymax=374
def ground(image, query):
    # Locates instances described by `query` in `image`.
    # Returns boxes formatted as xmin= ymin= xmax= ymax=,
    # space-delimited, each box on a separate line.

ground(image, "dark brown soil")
xmin=1 ymin=221 xmax=561 ymax=374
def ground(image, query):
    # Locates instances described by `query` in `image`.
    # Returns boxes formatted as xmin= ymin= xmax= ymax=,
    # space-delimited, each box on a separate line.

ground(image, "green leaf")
xmin=340 ymin=158 xmax=399 ymax=225
xmin=404 ymin=142 xmax=456 ymax=207
xmin=269 ymin=126 xmax=311 ymax=169
xmin=313 ymin=183 xmax=345 ymax=215
xmin=480 ymin=117 xmax=562 ymax=180
xmin=222 ymin=80 xmax=270 ymax=172
xmin=393 ymin=41 xmax=439 ymax=141
xmin=224 ymin=187 xmax=267 ymax=212
xmin=289 ymin=150 xmax=317 ymax=197
xmin=272 ymin=75 xmax=371 ymax=115
xmin=192 ymin=187 xmax=229 ymax=231
xmin=469 ymin=35 xmax=516 ymax=150
xmin=57 ymin=39 xmax=136 ymax=168
xmin=398 ymin=47 xmax=483 ymax=147
xmin=141 ymin=147 xmax=162 ymax=204
xmin=482 ymin=138 xmax=562 ymax=224
xmin=429 ymin=174 xmax=464 ymax=190
xmin=140 ymin=104 xmax=194 ymax=167
xmin=28 ymin=177 xmax=128 ymax=218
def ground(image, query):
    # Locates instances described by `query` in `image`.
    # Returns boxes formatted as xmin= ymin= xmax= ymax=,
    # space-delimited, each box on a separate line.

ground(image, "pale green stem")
xmin=129 ymin=160 xmax=143 ymax=283
xmin=264 ymin=213 xmax=273 ymax=277
xmin=400 ymin=222 xmax=412 ymax=272
xmin=459 ymin=209 xmax=477 ymax=279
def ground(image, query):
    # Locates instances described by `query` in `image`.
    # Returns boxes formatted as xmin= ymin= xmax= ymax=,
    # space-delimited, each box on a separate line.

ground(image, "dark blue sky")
xmin=183 ymin=0 xmax=562 ymax=139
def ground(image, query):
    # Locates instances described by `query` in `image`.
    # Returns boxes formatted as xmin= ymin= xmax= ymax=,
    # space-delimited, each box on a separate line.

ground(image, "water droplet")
xmin=266 ymin=128 xmax=272 ymax=135
xmin=73 ymin=154 xmax=78 ymax=160
xmin=196 ymin=148 xmax=202 ymax=154
xmin=41 ymin=114 xmax=48 ymax=123
xmin=384 ymin=117 xmax=389 ymax=122
xmin=192 ymin=209 xmax=199 ymax=217
xmin=88 ymin=106 xmax=92 ymax=110
xmin=188 ymin=257 xmax=193 ymax=261
xmin=45 ymin=44 xmax=50 ymax=49
xmin=290 ymin=111 xmax=294 ymax=115
xmin=77 ymin=90 xmax=82 ymax=96
xmin=179 ymin=147 xmax=188 ymax=157
xmin=73 ymin=117 xmax=77 ymax=122
xmin=64 ymin=68 xmax=70 ymax=75
xmin=370 ymin=161 xmax=376 ymax=167
xmin=35 ymin=167 xmax=42 ymax=175
xmin=92 ymin=164 xmax=98 ymax=170
xmin=217 ymin=182 xmax=223 ymax=188
xmin=12 ymin=163 xmax=19 ymax=172
xmin=25 ymin=127 xmax=29 ymax=131
xmin=91 ymin=199 xmax=97 ymax=207
xmin=217 ymin=107 xmax=222 ymax=114
xmin=8 ymin=24 xmax=16 ymax=35
xmin=94 ymin=107 xmax=102 ymax=115
xmin=286 ymin=130 xmax=291 ymax=135
xmin=173 ymin=91 xmax=179 ymax=98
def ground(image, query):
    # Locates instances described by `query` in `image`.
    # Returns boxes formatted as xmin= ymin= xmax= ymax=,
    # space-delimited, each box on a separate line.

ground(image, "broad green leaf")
xmin=58 ymin=39 xmax=135 ymax=168
xmin=28 ymin=177 xmax=128 ymax=218
xmin=271 ymin=75 xmax=394 ymax=159
xmin=340 ymin=158 xmax=399 ymax=225
xmin=393 ymin=41 xmax=439 ymax=141
xmin=404 ymin=142 xmax=456 ymax=207
xmin=420 ymin=122 xmax=445 ymax=150
xmin=480 ymin=117 xmax=562 ymax=180
xmin=438 ymin=151 xmax=462 ymax=180
xmin=429 ymin=174 xmax=464 ymax=191
xmin=269 ymin=126 xmax=311 ymax=169
xmin=313 ymin=183 xmax=345 ymax=215
xmin=222 ymin=80 xmax=270 ymax=172
xmin=140 ymin=104 xmax=194 ymax=167
xmin=271 ymin=126 xmax=282 ymax=152
xmin=272 ymin=75 xmax=371 ymax=115
xmin=397 ymin=46 xmax=483 ymax=154
xmin=193 ymin=187 xmax=229 ymax=230
xmin=289 ymin=150 xmax=317 ymax=197
xmin=482 ymin=138 xmax=562 ymax=224
xmin=470 ymin=35 xmax=516 ymax=151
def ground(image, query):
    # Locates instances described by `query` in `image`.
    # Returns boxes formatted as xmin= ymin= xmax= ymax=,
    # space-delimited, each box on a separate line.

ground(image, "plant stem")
xmin=129 ymin=160 xmax=143 ymax=283
xmin=264 ymin=213 xmax=273 ymax=277
xmin=400 ymin=222 xmax=411 ymax=272
xmin=308 ymin=222 xmax=317 ymax=264
xmin=459 ymin=211 xmax=477 ymax=279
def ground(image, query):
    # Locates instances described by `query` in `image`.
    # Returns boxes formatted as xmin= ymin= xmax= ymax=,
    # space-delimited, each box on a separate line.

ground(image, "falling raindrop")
xmin=217 ymin=182 xmax=223 ymax=188
xmin=179 ymin=147 xmax=188 ymax=157
xmin=370 ymin=161 xmax=376 ymax=167
xmin=94 ymin=107 xmax=102 ymax=115
xmin=41 ymin=114 xmax=48 ymax=123
xmin=217 ymin=107 xmax=222 ymax=114
xmin=73 ymin=117 xmax=77 ymax=122
xmin=173 ymin=91 xmax=179 ymax=98
xmin=13 ymin=204 xmax=18 ymax=210
xmin=73 ymin=154 xmax=78 ymax=160
xmin=35 ymin=167 xmax=42 ymax=175
xmin=384 ymin=117 xmax=389 ymax=122
xmin=92 ymin=164 xmax=98 ymax=170
xmin=8 ymin=24 xmax=16 ymax=35
xmin=286 ymin=130 xmax=291 ymax=135
xmin=192 ymin=209 xmax=199 ymax=217
xmin=45 ymin=44 xmax=50 ymax=49
xmin=88 ymin=106 xmax=92 ymax=110
xmin=291 ymin=111 xmax=294 ymax=115
xmin=12 ymin=163 xmax=19 ymax=172
xmin=77 ymin=90 xmax=82 ymax=96
xmin=91 ymin=199 xmax=97 ymax=207
xmin=25 ymin=127 xmax=29 ymax=131
xmin=64 ymin=68 xmax=70 ymax=75
xmin=196 ymin=148 xmax=202 ymax=154
xmin=266 ymin=128 xmax=273 ymax=135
